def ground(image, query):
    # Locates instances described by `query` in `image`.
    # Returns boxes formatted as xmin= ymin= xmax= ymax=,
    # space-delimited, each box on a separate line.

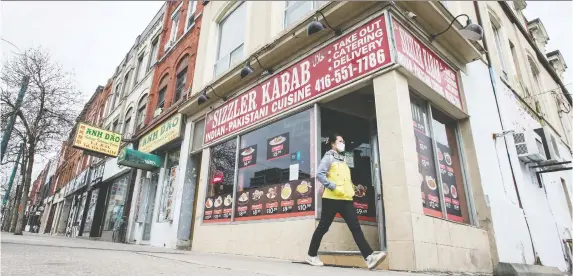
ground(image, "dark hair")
xmin=327 ymin=133 xmax=342 ymax=147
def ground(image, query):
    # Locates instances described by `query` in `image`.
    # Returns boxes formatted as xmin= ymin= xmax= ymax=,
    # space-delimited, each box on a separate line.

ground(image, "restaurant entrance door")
xmin=318 ymin=86 xmax=385 ymax=252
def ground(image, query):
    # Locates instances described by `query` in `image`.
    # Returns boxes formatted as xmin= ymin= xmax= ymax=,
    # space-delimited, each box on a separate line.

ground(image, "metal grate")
xmin=516 ymin=144 xmax=528 ymax=155
xmin=513 ymin=133 xmax=526 ymax=144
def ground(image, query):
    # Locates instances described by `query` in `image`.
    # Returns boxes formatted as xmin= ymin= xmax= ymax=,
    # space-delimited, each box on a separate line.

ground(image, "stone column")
xmin=372 ymin=70 xmax=421 ymax=271
xmin=175 ymin=119 xmax=195 ymax=248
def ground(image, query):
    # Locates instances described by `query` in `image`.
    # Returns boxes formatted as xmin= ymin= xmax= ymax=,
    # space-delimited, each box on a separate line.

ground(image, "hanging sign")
xmin=204 ymin=14 xmax=392 ymax=145
xmin=73 ymin=123 xmax=122 ymax=157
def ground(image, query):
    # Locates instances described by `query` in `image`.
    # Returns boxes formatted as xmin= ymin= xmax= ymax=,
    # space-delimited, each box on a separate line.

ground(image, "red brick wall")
xmin=143 ymin=0 xmax=203 ymax=128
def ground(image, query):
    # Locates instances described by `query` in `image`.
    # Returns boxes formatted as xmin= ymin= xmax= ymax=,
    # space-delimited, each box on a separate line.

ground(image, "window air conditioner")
xmin=513 ymin=130 xmax=546 ymax=163
xmin=153 ymin=108 xmax=162 ymax=118
xmin=534 ymin=127 xmax=563 ymax=163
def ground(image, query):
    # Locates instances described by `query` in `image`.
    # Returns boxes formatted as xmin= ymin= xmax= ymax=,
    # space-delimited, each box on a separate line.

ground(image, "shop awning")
xmin=117 ymin=147 xmax=163 ymax=171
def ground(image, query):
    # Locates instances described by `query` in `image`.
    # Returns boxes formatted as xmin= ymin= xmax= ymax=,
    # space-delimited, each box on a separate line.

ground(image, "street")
xmin=1 ymin=233 xmax=424 ymax=276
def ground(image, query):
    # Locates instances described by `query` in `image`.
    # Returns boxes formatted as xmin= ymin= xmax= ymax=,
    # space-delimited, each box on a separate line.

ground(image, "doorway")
xmin=318 ymin=85 xmax=385 ymax=251
xmin=188 ymin=152 xmax=203 ymax=245
xmin=142 ymin=170 xmax=159 ymax=241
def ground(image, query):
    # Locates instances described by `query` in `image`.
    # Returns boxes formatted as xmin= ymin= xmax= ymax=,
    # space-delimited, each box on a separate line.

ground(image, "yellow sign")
xmin=73 ymin=123 xmax=122 ymax=157
xmin=139 ymin=114 xmax=183 ymax=153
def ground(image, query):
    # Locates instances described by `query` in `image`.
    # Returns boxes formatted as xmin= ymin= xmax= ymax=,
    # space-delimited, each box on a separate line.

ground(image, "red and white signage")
xmin=204 ymin=14 xmax=392 ymax=145
xmin=392 ymin=19 xmax=462 ymax=109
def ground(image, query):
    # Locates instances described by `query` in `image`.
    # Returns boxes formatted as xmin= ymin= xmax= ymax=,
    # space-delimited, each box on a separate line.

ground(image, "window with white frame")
xmin=136 ymin=94 xmax=148 ymax=130
xmin=124 ymin=107 xmax=134 ymax=135
xmin=122 ymin=70 xmax=132 ymax=98
xmin=169 ymin=10 xmax=181 ymax=45
xmin=284 ymin=1 xmax=328 ymax=29
xmin=491 ymin=20 xmax=508 ymax=80
xmin=185 ymin=0 xmax=198 ymax=31
xmin=148 ymin=37 xmax=159 ymax=72
xmin=134 ymin=54 xmax=145 ymax=85
xmin=214 ymin=2 xmax=246 ymax=77
xmin=113 ymin=83 xmax=121 ymax=108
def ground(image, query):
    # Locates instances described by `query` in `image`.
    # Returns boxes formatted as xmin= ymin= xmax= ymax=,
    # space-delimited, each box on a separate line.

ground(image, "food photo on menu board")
xmin=414 ymin=128 xmax=442 ymax=218
xmin=437 ymin=143 xmax=463 ymax=222
xmin=234 ymin=178 xmax=315 ymax=221
xmin=352 ymin=184 xmax=377 ymax=221
xmin=239 ymin=145 xmax=257 ymax=169
xmin=267 ymin=133 xmax=289 ymax=160
xmin=203 ymin=193 xmax=233 ymax=221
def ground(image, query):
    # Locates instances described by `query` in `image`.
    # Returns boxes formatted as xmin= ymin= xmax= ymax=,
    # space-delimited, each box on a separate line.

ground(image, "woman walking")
xmin=306 ymin=133 xmax=386 ymax=269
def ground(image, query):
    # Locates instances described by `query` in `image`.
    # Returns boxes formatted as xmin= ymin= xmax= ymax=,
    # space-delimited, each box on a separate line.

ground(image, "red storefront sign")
xmin=204 ymin=14 xmax=392 ymax=145
xmin=391 ymin=19 xmax=462 ymax=109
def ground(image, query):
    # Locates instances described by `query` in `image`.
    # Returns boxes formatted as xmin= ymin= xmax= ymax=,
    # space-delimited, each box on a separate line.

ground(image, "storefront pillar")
xmin=372 ymin=70 xmax=420 ymax=271
xmin=175 ymin=119 xmax=195 ymax=248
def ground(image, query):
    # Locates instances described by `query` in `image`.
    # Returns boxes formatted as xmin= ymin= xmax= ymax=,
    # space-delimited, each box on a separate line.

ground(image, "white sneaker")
xmin=365 ymin=251 xmax=386 ymax=270
xmin=305 ymin=255 xmax=324 ymax=266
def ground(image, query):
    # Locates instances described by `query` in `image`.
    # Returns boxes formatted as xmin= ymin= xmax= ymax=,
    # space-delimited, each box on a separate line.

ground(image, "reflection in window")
xmin=431 ymin=107 xmax=470 ymax=224
xmin=208 ymin=139 xmax=237 ymax=197
xmin=237 ymin=109 xmax=312 ymax=191
xmin=410 ymin=95 xmax=442 ymax=219
xmin=284 ymin=1 xmax=328 ymax=28
xmin=103 ymin=175 xmax=130 ymax=231
xmin=214 ymin=2 xmax=246 ymax=77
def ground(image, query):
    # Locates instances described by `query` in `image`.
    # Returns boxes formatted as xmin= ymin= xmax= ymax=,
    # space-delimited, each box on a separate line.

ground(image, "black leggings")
xmin=308 ymin=198 xmax=373 ymax=259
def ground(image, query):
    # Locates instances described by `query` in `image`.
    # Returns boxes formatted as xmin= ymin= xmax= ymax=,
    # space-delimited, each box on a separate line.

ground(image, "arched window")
xmin=157 ymin=75 xmax=169 ymax=110
xmin=122 ymin=69 xmax=134 ymax=97
xmin=113 ymin=82 xmax=122 ymax=108
xmin=123 ymin=106 xmax=134 ymax=135
xmin=136 ymin=94 xmax=149 ymax=130
xmin=174 ymin=55 xmax=189 ymax=103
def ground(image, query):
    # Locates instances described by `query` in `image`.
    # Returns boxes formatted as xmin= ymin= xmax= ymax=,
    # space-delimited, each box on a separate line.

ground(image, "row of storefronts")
xmin=28 ymin=1 xmax=572 ymax=274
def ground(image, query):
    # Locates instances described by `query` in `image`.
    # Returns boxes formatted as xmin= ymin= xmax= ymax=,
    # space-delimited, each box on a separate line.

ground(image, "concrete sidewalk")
xmin=1 ymin=232 xmax=480 ymax=276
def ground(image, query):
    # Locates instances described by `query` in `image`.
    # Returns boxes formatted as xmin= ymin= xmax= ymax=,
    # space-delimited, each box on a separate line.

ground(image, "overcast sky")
xmin=1 ymin=1 xmax=572 ymax=180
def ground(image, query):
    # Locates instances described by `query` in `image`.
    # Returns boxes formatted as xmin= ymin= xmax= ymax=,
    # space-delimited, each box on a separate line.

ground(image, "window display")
xmin=431 ymin=108 xmax=469 ymax=223
xmin=158 ymin=150 xmax=179 ymax=222
xmin=204 ymin=139 xmax=237 ymax=222
xmin=411 ymin=94 xmax=470 ymax=224
xmin=235 ymin=110 xmax=314 ymax=221
xmin=103 ymin=175 xmax=129 ymax=231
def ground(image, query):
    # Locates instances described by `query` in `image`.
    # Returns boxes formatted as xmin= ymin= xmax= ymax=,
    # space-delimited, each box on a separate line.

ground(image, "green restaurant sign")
xmin=117 ymin=147 xmax=163 ymax=171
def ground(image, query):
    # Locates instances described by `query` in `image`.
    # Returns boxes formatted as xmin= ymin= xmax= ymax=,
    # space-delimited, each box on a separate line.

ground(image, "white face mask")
xmin=336 ymin=142 xmax=345 ymax=152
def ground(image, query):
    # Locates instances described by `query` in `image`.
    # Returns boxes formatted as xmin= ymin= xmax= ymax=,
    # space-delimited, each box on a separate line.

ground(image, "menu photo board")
xmin=414 ymin=128 xmax=443 ymax=218
xmin=235 ymin=178 xmax=315 ymax=221
xmin=353 ymin=184 xmax=377 ymax=222
xmin=267 ymin=133 xmax=289 ymax=160
xmin=436 ymin=143 xmax=463 ymax=222
xmin=238 ymin=145 xmax=257 ymax=169
xmin=203 ymin=193 xmax=233 ymax=222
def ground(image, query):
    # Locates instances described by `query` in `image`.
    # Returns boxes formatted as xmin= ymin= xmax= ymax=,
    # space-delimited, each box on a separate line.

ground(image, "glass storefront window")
xmin=410 ymin=93 xmax=470 ymax=224
xmin=83 ymin=189 xmax=98 ymax=234
xmin=204 ymin=139 xmax=237 ymax=221
xmin=158 ymin=150 xmax=180 ymax=222
xmin=235 ymin=109 xmax=314 ymax=221
xmin=431 ymin=108 xmax=470 ymax=223
xmin=103 ymin=175 xmax=130 ymax=231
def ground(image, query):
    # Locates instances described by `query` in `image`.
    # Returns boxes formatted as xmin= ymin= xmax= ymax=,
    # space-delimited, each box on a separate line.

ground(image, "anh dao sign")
xmin=203 ymin=14 xmax=392 ymax=145
xmin=117 ymin=147 xmax=163 ymax=171
xmin=139 ymin=114 xmax=183 ymax=153
xmin=73 ymin=123 xmax=122 ymax=157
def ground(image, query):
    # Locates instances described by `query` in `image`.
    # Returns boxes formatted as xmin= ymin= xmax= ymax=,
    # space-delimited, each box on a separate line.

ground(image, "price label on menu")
xmin=222 ymin=208 xmax=232 ymax=219
xmin=354 ymin=202 xmax=369 ymax=216
xmin=251 ymin=203 xmax=263 ymax=216
xmin=236 ymin=205 xmax=248 ymax=217
xmin=265 ymin=202 xmax=279 ymax=215
xmin=280 ymin=200 xmax=294 ymax=213
xmin=204 ymin=210 xmax=213 ymax=220
xmin=297 ymin=198 xmax=313 ymax=212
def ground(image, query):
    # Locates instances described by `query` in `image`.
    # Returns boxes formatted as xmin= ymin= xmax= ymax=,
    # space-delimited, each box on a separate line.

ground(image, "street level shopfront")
xmin=127 ymin=113 xmax=188 ymax=247
xmin=180 ymin=6 xmax=492 ymax=273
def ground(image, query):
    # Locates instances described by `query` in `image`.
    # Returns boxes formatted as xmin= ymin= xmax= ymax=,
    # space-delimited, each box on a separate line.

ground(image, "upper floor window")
xmin=112 ymin=118 xmax=120 ymax=134
xmin=185 ymin=0 xmax=198 ymax=31
xmin=214 ymin=2 xmax=246 ymax=77
xmin=174 ymin=55 xmax=189 ymax=103
xmin=148 ymin=36 xmax=159 ymax=72
xmin=156 ymin=75 xmax=169 ymax=112
xmin=490 ymin=19 xmax=508 ymax=80
xmin=528 ymin=57 xmax=543 ymax=96
xmin=134 ymin=53 xmax=145 ymax=85
xmin=169 ymin=6 xmax=182 ymax=44
xmin=136 ymin=94 xmax=148 ymax=131
xmin=113 ymin=83 xmax=122 ymax=108
xmin=124 ymin=107 xmax=134 ymax=135
xmin=122 ymin=70 xmax=132 ymax=97
xmin=284 ymin=1 xmax=327 ymax=29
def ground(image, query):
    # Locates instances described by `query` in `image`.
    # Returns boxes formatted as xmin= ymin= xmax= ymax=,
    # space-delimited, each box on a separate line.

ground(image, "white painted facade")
xmin=460 ymin=1 xmax=573 ymax=272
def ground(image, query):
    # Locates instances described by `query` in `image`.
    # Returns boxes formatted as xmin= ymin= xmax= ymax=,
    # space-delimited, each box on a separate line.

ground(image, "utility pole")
xmin=1 ymin=75 xmax=29 ymax=162
xmin=3 ymin=143 xmax=23 ymax=207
